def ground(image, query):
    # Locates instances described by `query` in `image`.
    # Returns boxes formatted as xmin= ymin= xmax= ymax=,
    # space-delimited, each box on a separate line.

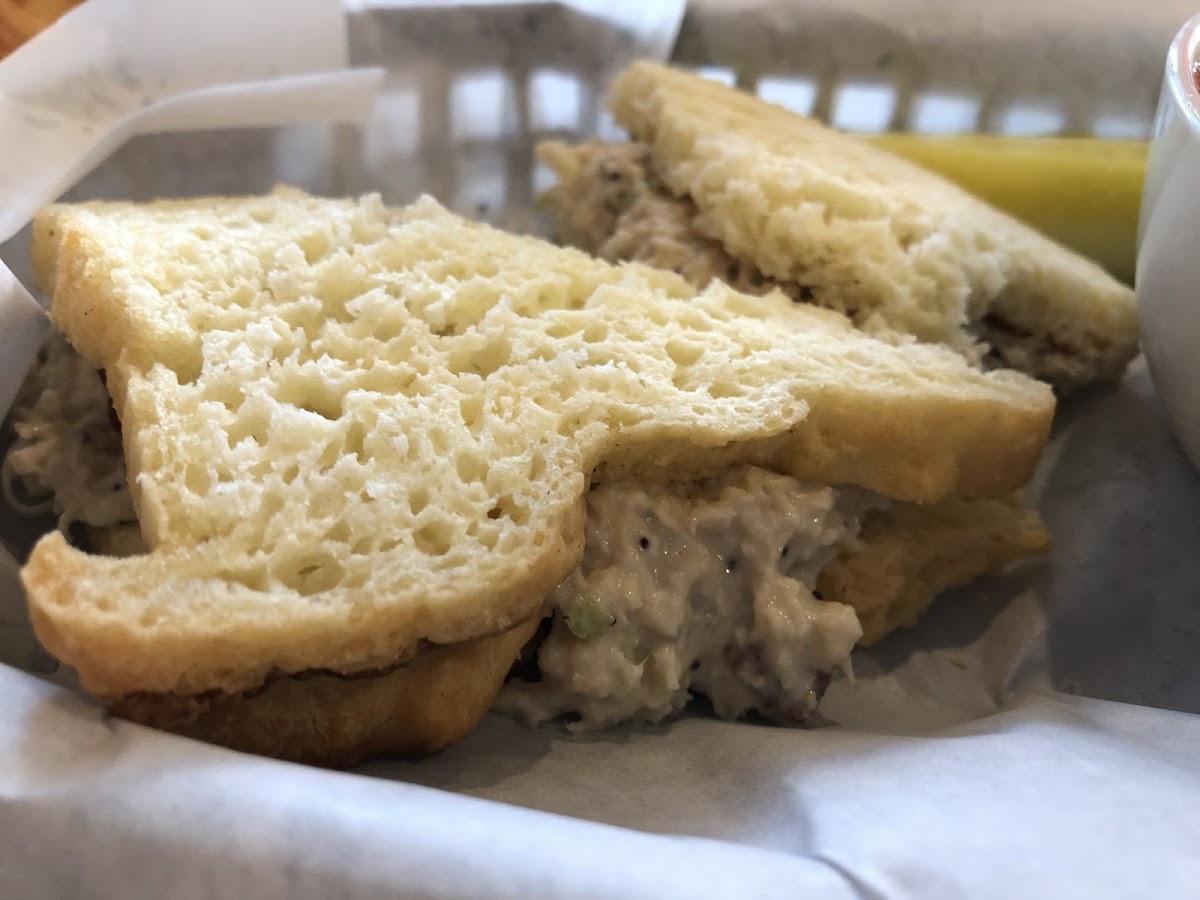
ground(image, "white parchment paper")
xmin=2 ymin=2 xmax=1199 ymax=898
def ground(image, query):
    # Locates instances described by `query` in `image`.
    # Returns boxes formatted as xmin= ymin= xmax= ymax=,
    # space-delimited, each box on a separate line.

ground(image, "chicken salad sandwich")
xmin=538 ymin=61 xmax=1140 ymax=394
xmin=1 ymin=61 xmax=1081 ymax=763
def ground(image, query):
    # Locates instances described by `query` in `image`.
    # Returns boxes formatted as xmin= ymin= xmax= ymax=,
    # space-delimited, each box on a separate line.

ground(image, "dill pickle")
xmin=865 ymin=134 xmax=1146 ymax=285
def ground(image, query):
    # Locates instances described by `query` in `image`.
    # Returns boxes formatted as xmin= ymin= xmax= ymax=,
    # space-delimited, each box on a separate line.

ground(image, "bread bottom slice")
xmin=112 ymin=618 xmax=538 ymax=768
xmin=819 ymin=494 xmax=1049 ymax=644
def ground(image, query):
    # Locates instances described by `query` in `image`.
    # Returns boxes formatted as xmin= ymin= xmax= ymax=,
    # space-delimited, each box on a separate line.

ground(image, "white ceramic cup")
xmin=1138 ymin=13 xmax=1200 ymax=470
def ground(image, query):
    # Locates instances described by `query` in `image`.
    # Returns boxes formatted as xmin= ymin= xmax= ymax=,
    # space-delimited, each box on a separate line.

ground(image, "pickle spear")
xmin=864 ymin=134 xmax=1146 ymax=285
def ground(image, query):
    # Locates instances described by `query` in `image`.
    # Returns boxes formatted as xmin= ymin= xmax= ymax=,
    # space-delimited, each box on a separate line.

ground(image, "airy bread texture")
xmin=818 ymin=494 xmax=1050 ymax=644
xmin=24 ymin=188 xmax=1053 ymax=705
xmin=603 ymin=61 xmax=1139 ymax=392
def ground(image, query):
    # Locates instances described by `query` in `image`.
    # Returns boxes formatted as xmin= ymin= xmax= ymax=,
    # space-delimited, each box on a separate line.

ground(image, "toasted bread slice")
xmin=819 ymin=494 xmax=1051 ymax=644
xmin=23 ymin=189 xmax=1053 ymax=705
xmin=550 ymin=61 xmax=1138 ymax=392
xmin=113 ymin=618 xmax=538 ymax=768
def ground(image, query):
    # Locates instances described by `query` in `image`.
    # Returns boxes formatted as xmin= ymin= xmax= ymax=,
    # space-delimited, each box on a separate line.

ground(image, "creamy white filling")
xmin=2 ymin=334 xmax=135 ymax=533
xmin=497 ymin=469 xmax=881 ymax=730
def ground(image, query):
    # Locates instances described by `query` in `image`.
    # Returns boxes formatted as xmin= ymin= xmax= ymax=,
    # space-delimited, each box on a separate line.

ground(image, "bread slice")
xmin=546 ymin=61 xmax=1139 ymax=392
xmin=22 ymin=188 xmax=1053 ymax=709
xmin=112 ymin=618 xmax=538 ymax=768
xmin=818 ymin=493 xmax=1050 ymax=644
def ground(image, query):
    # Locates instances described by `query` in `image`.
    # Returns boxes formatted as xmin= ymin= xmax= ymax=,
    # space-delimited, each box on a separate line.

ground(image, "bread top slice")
xmin=607 ymin=61 xmax=1139 ymax=391
xmin=23 ymin=188 xmax=1052 ymax=699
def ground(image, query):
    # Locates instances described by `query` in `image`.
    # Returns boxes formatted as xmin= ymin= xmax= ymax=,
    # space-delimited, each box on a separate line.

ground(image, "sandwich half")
xmin=538 ymin=61 xmax=1140 ymax=393
xmin=9 ymin=188 xmax=1053 ymax=765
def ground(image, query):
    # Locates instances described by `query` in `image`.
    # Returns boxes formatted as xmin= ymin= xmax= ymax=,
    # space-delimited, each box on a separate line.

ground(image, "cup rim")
xmin=1168 ymin=12 xmax=1200 ymax=133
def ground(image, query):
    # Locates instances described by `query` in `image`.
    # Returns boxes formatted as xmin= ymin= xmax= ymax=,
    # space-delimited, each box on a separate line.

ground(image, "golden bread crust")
xmin=819 ymin=494 xmax=1051 ymax=644
xmin=112 ymin=619 xmax=538 ymax=768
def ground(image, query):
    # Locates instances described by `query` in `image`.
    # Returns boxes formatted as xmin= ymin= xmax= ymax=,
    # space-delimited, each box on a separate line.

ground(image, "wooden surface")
xmin=0 ymin=0 xmax=81 ymax=58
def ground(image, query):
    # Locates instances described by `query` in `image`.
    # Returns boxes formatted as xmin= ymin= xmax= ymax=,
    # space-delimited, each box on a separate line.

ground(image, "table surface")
xmin=0 ymin=0 xmax=80 ymax=58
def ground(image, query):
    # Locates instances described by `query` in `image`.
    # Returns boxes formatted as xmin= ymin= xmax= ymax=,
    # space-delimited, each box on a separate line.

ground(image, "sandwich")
xmin=4 ymin=187 xmax=1054 ymax=766
xmin=537 ymin=61 xmax=1140 ymax=394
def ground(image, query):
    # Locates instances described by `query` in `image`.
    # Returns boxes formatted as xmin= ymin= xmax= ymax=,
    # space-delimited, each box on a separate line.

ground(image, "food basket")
xmin=1 ymin=2 xmax=1198 ymax=898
